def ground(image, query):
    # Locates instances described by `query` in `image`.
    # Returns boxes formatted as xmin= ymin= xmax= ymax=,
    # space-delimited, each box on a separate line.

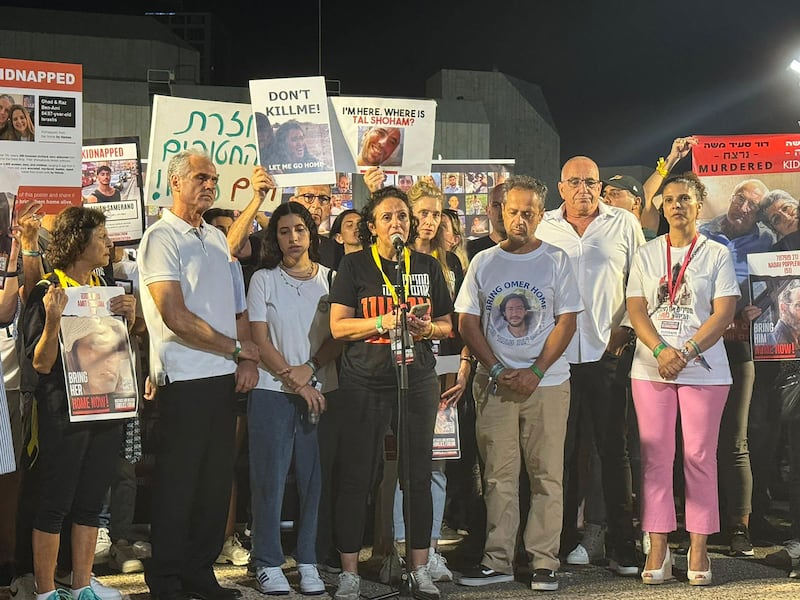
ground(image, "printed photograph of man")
xmin=772 ymin=281 xmax=800 ymax=350
xmin=357 ymin=126 xmax=402 ymax=166
xmin=88 ymin=165 xmax=122 ymax=203
xmin=469 ymin=216 xmax=488 ymax=236
xmin=499 ymin=292 xmax=533 ymax=339
xmin=444 ymin=173 xmax=463 ymax=194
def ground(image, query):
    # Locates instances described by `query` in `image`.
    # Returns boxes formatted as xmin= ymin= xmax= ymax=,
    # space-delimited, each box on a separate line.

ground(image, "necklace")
xmin=278 ymin=263 xmax=316 ymax=296
xmin=280 ymin=260 xmax=314 ymax=278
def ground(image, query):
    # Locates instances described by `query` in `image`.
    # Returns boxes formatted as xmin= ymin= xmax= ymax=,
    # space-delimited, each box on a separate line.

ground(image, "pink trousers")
xmin=631 ymin=379 xmax=729 ymax=535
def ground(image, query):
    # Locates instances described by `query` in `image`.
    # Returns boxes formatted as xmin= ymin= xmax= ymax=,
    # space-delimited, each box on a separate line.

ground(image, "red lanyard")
xmin=665 ymin=235 xmax=697 ymax=306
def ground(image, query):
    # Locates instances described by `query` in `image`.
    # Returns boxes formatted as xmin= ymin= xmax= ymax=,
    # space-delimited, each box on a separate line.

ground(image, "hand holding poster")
xmin=0 ymin=58 xmax=83 ymax=212
xmin=249 ymin=76 xmax=335 ymax=189
xmin=61 ymin=286 xmax=138 ymax=422
xmin=145 ymin=95 xmax=281 ymax=212
xmin=748 ymin=251 xmax=800 ymax=360
xmin=329 ymin=96 xmax=437 ymax=175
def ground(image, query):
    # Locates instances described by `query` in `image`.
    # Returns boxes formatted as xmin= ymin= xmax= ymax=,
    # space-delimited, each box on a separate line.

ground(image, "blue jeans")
xmin=393 ymin=465 xmax=446 ymax=543
xmin=248 ymin=389 xmax=321 ymax=568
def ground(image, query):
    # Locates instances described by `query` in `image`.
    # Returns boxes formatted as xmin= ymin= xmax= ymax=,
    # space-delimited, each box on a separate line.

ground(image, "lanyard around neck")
xmin=665 ymin=235 xmax=698 ymax=306
xmin=371 ymin=243 xmax=410 ymax=306
xmin=52 ymin=268 xmax=101 ymax=288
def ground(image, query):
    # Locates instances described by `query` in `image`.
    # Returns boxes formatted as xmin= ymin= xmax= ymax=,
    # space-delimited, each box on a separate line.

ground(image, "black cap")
xmin=604 ymin=174 xmax=644 ymax=199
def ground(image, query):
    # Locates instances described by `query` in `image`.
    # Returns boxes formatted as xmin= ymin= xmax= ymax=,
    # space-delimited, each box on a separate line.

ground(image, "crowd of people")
xmin=1 ymin=137 xmax=800 ymax=600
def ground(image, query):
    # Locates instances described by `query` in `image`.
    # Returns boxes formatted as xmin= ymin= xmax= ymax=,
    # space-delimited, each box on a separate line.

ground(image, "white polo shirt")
xmin=138 ymin=209 xmax=238 ymax=385
xmin=536 ymin=202 xmax=644 ymax=364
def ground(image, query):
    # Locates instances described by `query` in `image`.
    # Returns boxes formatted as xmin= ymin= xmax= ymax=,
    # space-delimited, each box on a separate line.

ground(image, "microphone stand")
xmin=394 ymin=241 xmax=412 ymax=598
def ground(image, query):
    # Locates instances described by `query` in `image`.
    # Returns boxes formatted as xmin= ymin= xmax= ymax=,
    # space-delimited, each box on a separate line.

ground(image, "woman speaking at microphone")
xmin=328 ymin=186 xmax=453 ymax=600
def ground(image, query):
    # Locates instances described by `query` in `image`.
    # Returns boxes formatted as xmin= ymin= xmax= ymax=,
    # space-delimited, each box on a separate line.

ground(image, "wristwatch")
xmin=232 ymin=339 xmax=242 ymax=360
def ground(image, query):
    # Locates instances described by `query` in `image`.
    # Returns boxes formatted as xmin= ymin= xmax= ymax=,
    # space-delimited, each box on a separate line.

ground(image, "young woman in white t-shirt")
xmin=246 ymin=202 xmax=341 ymax=596
xmin=626 ymin=173 xmax=739 ymax=586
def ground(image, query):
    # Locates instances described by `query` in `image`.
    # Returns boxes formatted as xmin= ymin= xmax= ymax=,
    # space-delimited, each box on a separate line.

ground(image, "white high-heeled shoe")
xmin=641 ymin=546 xmax=674 ymax=585
xmin=687 ymin=547 xmax=712 ymax=586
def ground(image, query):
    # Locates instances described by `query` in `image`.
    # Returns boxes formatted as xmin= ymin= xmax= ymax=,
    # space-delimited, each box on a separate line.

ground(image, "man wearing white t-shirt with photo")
xmin=455 ymin=175 xmax=583 ymax=592
xmin=536 ymin=156 xmax=645 ymax=575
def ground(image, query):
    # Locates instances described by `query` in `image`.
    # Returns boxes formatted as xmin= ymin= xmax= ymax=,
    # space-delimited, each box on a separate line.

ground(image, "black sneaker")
xmin=457 ymin=565 xmax=514 ymax=586
xmin=530 ymin=569 xmax=558 ymax=591
xmin=608 ymin=542 xmax=640 ymax=577
xmin=730 ymin=525 xmax=755 ymax=557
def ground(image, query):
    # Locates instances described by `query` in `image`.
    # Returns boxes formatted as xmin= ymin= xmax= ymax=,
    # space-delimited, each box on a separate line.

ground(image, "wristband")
xmin=21 ymin=249 xmax=41 ymax=257
xmin=489 ymin=362 xmax=505 ymax=380
xmin=376 ymin=314 xmax=387 ymax=334
xmin=3 ymin=271 xmax=18 ymax=277
xmin=232 ymin=339 xmax=242 ymax=360
xmin=655 ymin=157 xmax=670 ymax=178
xmin=304 ymin=359 xmax=319 ymax=376
xmin=422 ymin=321 xmax=436 ymax=339
xmin=530 ymin=364 xmax=545 ymax=379
xmin=688 ymin=338 xmax=702 ymax=356
xmin=652 ymin=342 xmax=667 ymax=358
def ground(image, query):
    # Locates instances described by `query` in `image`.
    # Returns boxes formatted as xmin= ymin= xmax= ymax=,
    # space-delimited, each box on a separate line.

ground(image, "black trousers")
xmin=333 ymin=374 xmax=439 ymax=553
xmin=562 ymin=354 xmax=635 ymax=555
xmin=145 ymin=375 xmax=236 ymax=597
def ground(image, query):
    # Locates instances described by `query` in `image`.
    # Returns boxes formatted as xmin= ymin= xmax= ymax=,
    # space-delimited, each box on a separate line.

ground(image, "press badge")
xmin=659 ymin=319 xmax=681 ymax=337
xmin=389 ymin=327 xmax=415 ymax=364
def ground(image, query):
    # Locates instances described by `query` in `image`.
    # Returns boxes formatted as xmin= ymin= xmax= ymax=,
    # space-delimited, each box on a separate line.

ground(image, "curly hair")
xmin=407 ymin=180 xmax=452 ymax=294
xmin=257 ymin=202 xmax=320 ymax=270
xmin=662 ymin=171 xmax=707 ymax=203
xmin=46 ymin=207 xmax=106 ymax=270
xmin=357 ymin=186 xmax=417 ymax=247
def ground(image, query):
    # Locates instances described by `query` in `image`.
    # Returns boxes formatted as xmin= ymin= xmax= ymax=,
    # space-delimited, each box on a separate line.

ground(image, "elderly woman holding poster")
xmin=22 ymin=206 xmax=135 ymax=600
xmin=626 ymin=173 xmax=738 ymax=586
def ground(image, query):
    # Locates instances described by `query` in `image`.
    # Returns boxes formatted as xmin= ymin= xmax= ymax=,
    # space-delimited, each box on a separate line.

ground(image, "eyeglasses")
xmin=297 ymin=193 xmax=331 ymax=205
xmin=563 ymin=177 xmax=601 ymax=189
xmin=730 ymin=193 xmax=759 ymax=212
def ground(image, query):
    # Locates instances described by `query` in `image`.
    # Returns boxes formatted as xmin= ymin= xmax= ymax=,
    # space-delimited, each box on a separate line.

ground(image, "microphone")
xmin=391 ymin=233 xmax=405 ymax=253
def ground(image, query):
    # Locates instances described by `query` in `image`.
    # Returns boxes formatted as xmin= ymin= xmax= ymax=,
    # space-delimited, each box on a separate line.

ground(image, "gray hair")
xmin=760 ymin=189 xmax=798 ymax=231
xmin=780 ymin=280 xmax=800 ymax=306
xmin=503 ymin=175 xmax=548 ymax=210
xmin=167 ymin=148 xmax=210 ymax=189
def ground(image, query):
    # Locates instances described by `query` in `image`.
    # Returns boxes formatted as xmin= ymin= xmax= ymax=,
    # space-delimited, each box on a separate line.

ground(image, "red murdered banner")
xmin=692 ymin=133 xmax=800 ymax=177
xmin=693 ymin=134 xmax=800 ymax=355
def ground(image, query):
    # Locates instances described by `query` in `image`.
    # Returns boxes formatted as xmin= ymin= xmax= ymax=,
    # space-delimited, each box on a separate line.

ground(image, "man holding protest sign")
xmin=139 ymin=149 xmax=259 ymax=600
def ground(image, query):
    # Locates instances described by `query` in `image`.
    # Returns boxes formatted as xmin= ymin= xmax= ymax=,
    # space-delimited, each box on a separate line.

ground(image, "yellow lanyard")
xmin=371 ymin=243 xmax=411 ymax=306
xmin=51 ymin=269 xmax=102 ymax=288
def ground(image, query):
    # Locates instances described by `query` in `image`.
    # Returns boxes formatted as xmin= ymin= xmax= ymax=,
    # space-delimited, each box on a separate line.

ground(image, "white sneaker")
xmin=53 ymin=573 xmax=121 ymax=600
xmin=426 ymin=548 xmax=452 ymax=582
xmin=9 ymin=574 xmax=35 ymax=600
xmin=255 ymin=566 xmax=290 ymax=595
xmin=409 ymin=565 xmax=440 ymax=599
xmin=297 ymin=563 xmax=325 ymax=595
xmin=334 ymin=572 xmax=360 ymax=600
xmin=566 ymin=543 xmax=590 ymax=565
xmin=93 ymin=527 xmax=112 ymax=565
xmin=215 ymin=533 xmax=250 ymax=567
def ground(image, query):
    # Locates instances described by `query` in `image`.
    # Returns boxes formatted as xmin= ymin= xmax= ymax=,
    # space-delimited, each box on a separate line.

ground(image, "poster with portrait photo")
xmin=432 ymin=403 xmax=460 ymax=460
xmin=0 ymin=58 xmax=83 ymax=211
xmin=249 ymin=76 xmax=334 ymax=189
xmin=0 ymin=167 xmax=20 ymax=290
xmin=82 ymin=137 xmax=145 ymax=245
xmin=60 ymin=286 xmax=138 ymax=422
xmin=465 ymin=172 xmax=489 ymax=194
xmin=465 ymin=193 xmax=487 ymax=215
xmin=748 ymin=251 xmax=800 ymax=360
xmin=329 ymin=96 xmax=436 ymax=175
xmin=468 ymin=216 xmax=489 ymax=236
xmin=692 ymin=134 xmax=800 ymax=344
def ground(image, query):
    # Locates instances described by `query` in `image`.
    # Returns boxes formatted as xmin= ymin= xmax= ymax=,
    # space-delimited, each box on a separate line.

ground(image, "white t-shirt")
xmin=536 ymin=202 xmax=644 ymax=364
xmin=138 ymin=209 xmax=238 ymax=385
xmin=454 ymin=243 xmax=583 ymax=386
xmin=247 ymin=265 xmax=338 ymax=393
xmin=626 ymin=234 xmax=740 ymax=385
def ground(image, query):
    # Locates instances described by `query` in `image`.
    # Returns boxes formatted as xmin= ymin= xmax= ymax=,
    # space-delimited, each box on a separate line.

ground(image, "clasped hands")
xmin=278 ymin=363 xmax=326 ymax=416
xmin=496 ymin=367 xmax=540 ymax=396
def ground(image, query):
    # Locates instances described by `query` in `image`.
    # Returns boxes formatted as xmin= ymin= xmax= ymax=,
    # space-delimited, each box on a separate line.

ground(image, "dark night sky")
xmin=9 ymin=0 xmax=800 ymax=168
